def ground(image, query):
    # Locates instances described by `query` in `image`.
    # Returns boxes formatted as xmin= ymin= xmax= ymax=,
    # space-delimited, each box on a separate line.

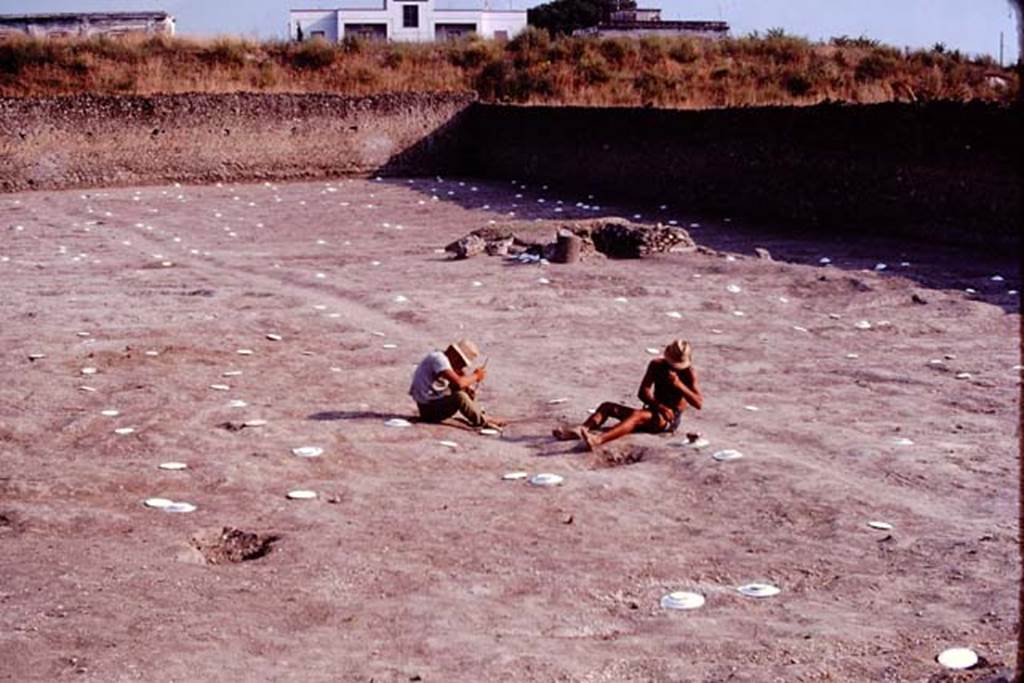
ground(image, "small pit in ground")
xmin=190 ymin=527 xmax=279 ymax=564
xmin=593 ymin=445 xmax=649 ymax=468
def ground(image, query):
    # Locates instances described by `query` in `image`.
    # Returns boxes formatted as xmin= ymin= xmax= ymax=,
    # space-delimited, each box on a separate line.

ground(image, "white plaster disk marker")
xmin=292 ymin=446 xmax=323 ymax=458
xmin=937 ymin=648 xmax=978 ymax=670
xmin=737 ymin=583 xmax=780 ymax=598
xmin=502 ymin=471 xmax=529 ymax=481
xmin=114 ymin=427 xmax=135 ymax=435
xmin=100 ymin=409 xmax=120 ymax=417
xmin=237 ymin=349 xmax=254 ymax=356
xmin=683 ymin=437 xmax=710 ymax=450
xmin=438 ymin=440 xmax=458 ymax=449
xmin=287 ymin=490 xmax=317 ymax=500
xmin=165 ymin=502 xmax=197 ymax=513
xmin=529 ymin=473 xmax=564 ymax=487
xmin=144 ymin=497 xmax=173 ymax=509
xmin=385 ymin=418 xmax=412 ymax=428
xmin=244 ymin=419 xmax=267 ymax=427
xmin=209 ymin=384 xmax=230 ymax=391
xmin=81 ymin=367 xmax=98 ymax=375
xmin=479 ymin=428 xmax=501 ymax=436
xmin=867 ymin=521 xmax=893 ymax=530
xmin=712 ymin=449 xmax=744 ymax=462
xmin=159 ymin=462 xmax=188 ymax=471
xmin=660 ymin=591 xmax=705 ymax=610
xmin=266 ymin=333 xmax=283 ymax=341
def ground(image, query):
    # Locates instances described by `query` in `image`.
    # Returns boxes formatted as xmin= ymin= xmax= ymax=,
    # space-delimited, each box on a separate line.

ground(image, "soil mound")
xmin=190 ymin=527 xmax=279 ymax=565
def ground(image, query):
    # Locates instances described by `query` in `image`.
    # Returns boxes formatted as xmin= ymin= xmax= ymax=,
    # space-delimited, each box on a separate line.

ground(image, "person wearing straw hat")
xmin=410 ymin=339 xmax=502 ymax=429
xmin=553 ymin=339 xmax=703 ymax=450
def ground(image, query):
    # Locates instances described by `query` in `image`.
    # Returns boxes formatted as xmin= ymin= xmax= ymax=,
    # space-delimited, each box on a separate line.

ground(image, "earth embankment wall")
xmin=0 ymin=92 xmax=474 ymax=192
xmin=464 ymin=102 xmax=1021 ymax=248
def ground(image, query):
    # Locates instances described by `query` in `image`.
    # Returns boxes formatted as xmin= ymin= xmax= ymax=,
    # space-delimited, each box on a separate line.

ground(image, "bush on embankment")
xmin=0 ymin=30 xmax=1017 ymax=107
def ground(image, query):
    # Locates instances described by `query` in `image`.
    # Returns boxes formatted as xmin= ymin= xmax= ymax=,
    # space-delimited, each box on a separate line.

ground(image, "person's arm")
xmin=440 ymin=366 xmax=486 ymax=391
xmin=671 ymin=367 xmax=703 ymax=411
xmin=638 ymin=363 xmax=675 ymax=421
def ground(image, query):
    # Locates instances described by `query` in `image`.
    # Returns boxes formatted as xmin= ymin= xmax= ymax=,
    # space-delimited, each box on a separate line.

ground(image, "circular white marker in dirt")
xmin=287 ymin=489 xmax=317 ymax=500
xmin=77 ymin=331 xmax=91 ymax=337
xmin=438 ymin=440 xmax=458 ymax=449
xmin=738 ymin=583 xmax=780 ymax=598
xmin=937 ymin=647 xmax=978 ymax=670
xmin=244 ymin=419 xmax=267 ymax=427
xmin=159 ymin=462 xmax=188 ymax=471
xmin=165 ymin=502 xmax=197 ymax=513
xmin=683 ymin=437 xmax=710 ymax=449
xmin=547 ymin=398 xmax=569 ymax=404
xmin=529 ymin=473 xmax=564 ymax=487
xmin=28 ymin=353 xmax=46 ymax=360
xmin=237 ymin=349 xmax=254 ymax=356
xmin=144 ymin=350 xmax=159 ymax=357
xmin=479 ymin=428 xmax=501 ymax=436
xmin=144 ymin=497 xmax=174 ymax=509
xmin=955 ymin=372 xmax=973 ymax=380
xmin=227 ymin=399 xmax=247 ymax=408
xmin=732 ymin=310 xmax=745 ymax=317
xmin=81 ymin=367 xmax=98 ymax=375
xmin=502 ymin=471 xmax=529 ymax=480
xmin=892 ymin=437 xmax=914 ymax=446
xmin=726 ymin=284 xmax=742 ymax=294
xmin=660 ymin=591 xmax=705 ymax=610
xmin=867 ymin=521 xmax=893 ymax=530
xmin=209 ymin=384 xmax=230 ymax=391
xmin=382 ymin=343 xmax=398 ymax=349
xmin=393 ymin=295 xmax=408 ymax=303
xmin=292 ymin=446 xmax=323 ymax=458
xmin=645 ymin=347 xmax=660 ymax=355
xmin=100 ymin=409 xmax=120 ymax=417
xmin=79 ymin=386 xmax=97 ymax=393
xmin=712 ymin=449 xmax=744 ymax=462
xmin=744 ymin=405 xmax=760 ymax=412
xmin=385 ymin=418 xmax=412 ymax=428
xmin=266 ymin=333 xmax=283 ymax=341
xmin=223 ymin=370 xmax=242 ymax=377
xmin=666 ymin=311 xmax=683 ymax=319
xmin=114 ymin=427 xmax=135 ymax=435
xmin=854 ymin=320 xmax=872 ymax=330
xmin=845 ymin=353 xmax=860 ymax=359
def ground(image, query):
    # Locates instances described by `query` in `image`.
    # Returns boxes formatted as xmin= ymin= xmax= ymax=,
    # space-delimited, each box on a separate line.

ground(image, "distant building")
xmin=573 ymin=8 xmax=728 ymax=39
xmin=0 ymin=12 xmax=175 ymax=38
xmin=290 ymin=2 xmax=526 ymax=43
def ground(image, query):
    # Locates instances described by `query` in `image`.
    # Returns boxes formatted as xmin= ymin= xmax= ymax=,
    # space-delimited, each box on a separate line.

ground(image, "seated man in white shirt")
xmin=409 ymin=339 xmax=501 ymax=429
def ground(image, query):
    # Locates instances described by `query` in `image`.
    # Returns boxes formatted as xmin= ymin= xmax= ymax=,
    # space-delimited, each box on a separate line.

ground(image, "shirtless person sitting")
xmin=554 ymin=339 xmax=703 ymax=450
xmin=409 ymin=339 xmax=502 ymax=430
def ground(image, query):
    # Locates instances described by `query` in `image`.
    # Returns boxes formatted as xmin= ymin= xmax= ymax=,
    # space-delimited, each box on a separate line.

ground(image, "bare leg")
xmin=586 ymin=408 xmax=657 ymax=450
xmin=583 ymin=402 xmax=635 ymax=431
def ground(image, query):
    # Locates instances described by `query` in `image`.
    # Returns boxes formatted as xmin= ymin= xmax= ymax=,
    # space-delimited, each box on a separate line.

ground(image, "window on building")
xmin=402 ymin=5 xmax=419 ymax=28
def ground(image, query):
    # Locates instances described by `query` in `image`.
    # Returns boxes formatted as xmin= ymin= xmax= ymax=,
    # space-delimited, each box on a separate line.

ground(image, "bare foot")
xmin=552 ymin=425 xmax=583 ymax=441
xmin=581 ymin=429 xmax=601 ymax=452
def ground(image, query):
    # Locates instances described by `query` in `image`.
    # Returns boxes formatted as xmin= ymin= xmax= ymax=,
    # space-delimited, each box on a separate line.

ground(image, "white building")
xmin=290 ymin=2 xmax=526 ymax=43
xmin=0 ymin=11 xmax=175 ymax=38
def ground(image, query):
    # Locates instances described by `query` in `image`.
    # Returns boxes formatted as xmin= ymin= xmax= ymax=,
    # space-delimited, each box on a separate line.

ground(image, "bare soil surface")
xmin=0 ymin=178 xmax=1019 ymax=682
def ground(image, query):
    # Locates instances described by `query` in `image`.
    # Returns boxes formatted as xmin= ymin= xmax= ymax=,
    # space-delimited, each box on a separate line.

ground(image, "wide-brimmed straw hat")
xmin=663 ymin=339 xmax=693 ymax=370
xmin=447 ymin=339 xmax=480 ymax=367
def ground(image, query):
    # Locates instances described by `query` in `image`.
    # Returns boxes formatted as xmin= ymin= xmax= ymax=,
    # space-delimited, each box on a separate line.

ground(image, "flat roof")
xmin=0 ymin=12 xmax=173 ymax=22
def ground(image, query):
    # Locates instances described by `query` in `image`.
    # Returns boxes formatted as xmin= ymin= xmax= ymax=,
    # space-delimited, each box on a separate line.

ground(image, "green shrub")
xmin=448 ymin=38 xmax=493 ymax=68
xmin=473 ymin=56 xmax=516 ymax=100
xmin=598 ymin=37 xmax=631 ymax=66
xmin=668 ymin=39 xmax=699 ymax=64
xmin=507 ymin=26 xmax=550 ymax=66
xmin=855 ymin=50 xmax=898 ymax=82
xmin=783 ymin=70 xmax=813 ymax=96
xmin=293 ymin=38 xmax=337 ymax=69
xmin=577 ymin=52 xmax=610 ymax=84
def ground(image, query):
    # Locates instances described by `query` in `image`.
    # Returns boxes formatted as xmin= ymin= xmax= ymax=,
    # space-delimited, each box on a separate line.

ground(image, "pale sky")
xmin=0 ymin=0 xmax=1019 ymax=64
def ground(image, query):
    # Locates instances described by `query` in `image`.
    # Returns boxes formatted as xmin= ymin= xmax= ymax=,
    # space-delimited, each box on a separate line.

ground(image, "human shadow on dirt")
xmin=308 ymin=410 xmax=412 ymax=422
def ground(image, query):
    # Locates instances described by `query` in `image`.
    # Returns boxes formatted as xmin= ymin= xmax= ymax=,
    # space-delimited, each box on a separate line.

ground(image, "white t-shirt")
xmin=409 ymin=351 xmax=453 ymax=404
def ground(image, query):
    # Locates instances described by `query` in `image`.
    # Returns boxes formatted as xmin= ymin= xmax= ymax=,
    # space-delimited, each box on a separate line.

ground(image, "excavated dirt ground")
xmin=0 ymin=177 xmax=1019 ymax=682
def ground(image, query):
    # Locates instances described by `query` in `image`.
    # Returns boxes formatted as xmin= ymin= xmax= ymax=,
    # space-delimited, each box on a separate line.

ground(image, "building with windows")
xmin=290 ymin=2 xmax=526 ymax=43
xmin=0 ymin=12 xmax=174 ymax=38
xmin=573 ymin=8 xmax=727 ymax=39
